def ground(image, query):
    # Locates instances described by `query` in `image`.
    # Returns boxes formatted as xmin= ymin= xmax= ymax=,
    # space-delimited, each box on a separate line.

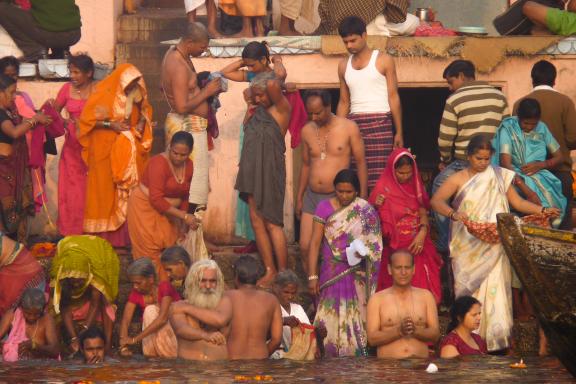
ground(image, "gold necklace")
xmin=167 ymin=156 xmax=185 ymax=184
xmin=72 ymin=81 xmax=93 ymax=100
xmin=315 ymin=124 xmax=331 ymax=160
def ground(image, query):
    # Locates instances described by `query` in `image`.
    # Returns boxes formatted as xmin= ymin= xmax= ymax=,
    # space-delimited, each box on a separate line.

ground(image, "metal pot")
xmin=416 ymin=7 xmax=433 ymax=22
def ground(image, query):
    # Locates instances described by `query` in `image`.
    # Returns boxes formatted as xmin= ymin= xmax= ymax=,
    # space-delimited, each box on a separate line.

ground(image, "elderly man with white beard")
xmin=169 ymin=259 xmax=231 ymax=360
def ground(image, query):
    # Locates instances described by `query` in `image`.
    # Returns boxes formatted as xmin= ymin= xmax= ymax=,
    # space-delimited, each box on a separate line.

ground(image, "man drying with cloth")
xmin=235 ymin=72 xmax=291 ymax=288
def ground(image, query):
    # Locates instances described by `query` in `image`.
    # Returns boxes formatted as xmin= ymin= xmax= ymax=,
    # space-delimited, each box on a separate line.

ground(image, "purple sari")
xmin=312 ymin=197 xmax=382 ymax=357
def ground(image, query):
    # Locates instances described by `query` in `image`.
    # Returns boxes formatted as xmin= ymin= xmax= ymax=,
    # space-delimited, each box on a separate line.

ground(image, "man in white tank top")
xmin=336 ymin=16 xmax=404 ymax=193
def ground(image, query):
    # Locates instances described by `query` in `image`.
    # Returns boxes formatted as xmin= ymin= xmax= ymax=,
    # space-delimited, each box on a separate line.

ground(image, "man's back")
xmin=227 ymin=288 xmax=282 ymax=359
xmin=439 ymin=81 xmax=509 ymax=162
xmin=513 ymin=89 xmax=576 ymax=172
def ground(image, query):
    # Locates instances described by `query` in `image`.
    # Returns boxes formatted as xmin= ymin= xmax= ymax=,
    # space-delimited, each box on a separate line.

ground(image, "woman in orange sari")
xmin=127 ymin=132 xmax=195 ymax=280
xmin=78 ymin=64 xmax=153 ymax=247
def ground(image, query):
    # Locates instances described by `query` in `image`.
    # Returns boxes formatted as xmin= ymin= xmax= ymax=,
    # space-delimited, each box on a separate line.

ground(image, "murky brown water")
xmin=0 ymin=356 xmax=574 ymax=383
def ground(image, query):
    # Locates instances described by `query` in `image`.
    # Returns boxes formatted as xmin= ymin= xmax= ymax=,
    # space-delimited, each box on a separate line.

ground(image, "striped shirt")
xmin=438 ymin=81 xmax=509 ymax=163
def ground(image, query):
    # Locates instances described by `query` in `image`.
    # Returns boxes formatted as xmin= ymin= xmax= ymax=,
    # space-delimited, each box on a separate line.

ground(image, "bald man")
xmin=161 ymin=22 xmax=221 ymax=215
xmin=366 ymin=250 xmax=439 ymax=359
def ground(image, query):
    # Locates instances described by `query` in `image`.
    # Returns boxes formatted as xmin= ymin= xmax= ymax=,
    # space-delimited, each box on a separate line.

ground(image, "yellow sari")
xmin=78 ymin=64 xmax=153 ymax=234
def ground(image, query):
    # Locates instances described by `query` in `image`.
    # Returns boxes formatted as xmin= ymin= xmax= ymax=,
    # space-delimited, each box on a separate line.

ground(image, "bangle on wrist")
xmin=103 ymin=120 xmax=111 ymax=128
xmin=448 ymin=210 xmax=456 ymax=220
xmin=308 ymin=275 xmax=319 ymax=281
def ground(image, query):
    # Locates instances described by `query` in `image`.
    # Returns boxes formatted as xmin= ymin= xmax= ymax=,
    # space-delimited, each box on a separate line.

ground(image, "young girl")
xmin=119 ymin=257 xmax=180 ymax=358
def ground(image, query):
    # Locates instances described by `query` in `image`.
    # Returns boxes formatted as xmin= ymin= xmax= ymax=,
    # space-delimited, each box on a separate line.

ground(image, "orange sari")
xmin=78 ymin=64 xmax=153 ymax=235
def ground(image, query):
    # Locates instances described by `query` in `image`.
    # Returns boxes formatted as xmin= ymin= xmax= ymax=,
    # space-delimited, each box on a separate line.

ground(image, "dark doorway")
xmin=399 ymin=87 xmax=451 ymax=185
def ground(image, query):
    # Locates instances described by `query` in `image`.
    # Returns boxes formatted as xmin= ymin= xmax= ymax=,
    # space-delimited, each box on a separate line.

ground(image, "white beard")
xmin=185 ymin=286 xmax=223 ymax=309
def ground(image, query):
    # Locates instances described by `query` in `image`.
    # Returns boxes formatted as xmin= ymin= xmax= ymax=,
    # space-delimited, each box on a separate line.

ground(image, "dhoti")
xmin=165 ymin=113 xmax=209 ymax=206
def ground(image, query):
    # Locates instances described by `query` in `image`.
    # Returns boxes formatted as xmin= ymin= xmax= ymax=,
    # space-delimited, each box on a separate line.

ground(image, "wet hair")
xmin=273 ymin=270 xmax=300 ymax=288
xmin=127 ymin=257 xmax=156 ymax=279
xmin=388 ymin=249 xmax=414 ymax=266
xmin=443 ymin=60 xmax=475 ymax=80
xmin=79 ymin=326 xmax=106 ymax=349
xmin=241 ymin=41 xmax=270 ymax=64
xmin=234 ymin=255 xmax=265 ymax=285
xmin=68 ymin=54 xmax=94 ymax=76
xmin=182 ymin=22 xmax=209 ymax=42
xmin=170 ymin=131 xmax=194 ymax=151
xmin=161 ymin=246 xmax=191 ymax=267
xmin=517 ymin=98 xmax=541 ymax=121
xmin=0 ymin=73 xmax=16 ymax=90
xmin=251 ymin=71 xmax=275 ymax=90
xmin=446 ymin=295 xmax=481 ymax=334
xmin=338 ymin=16 xmax=366 ymax=37
xmin=333 ymin=169 xmax=360 ymax=192
xmin=20 ymin=288 xmax=46 ymax=311
xmin=394 ymin=154 xmax=414 ymax=169
xmin=531 ymin=60 xmax=556 ymax=87
xmin=304 ymin=89 xmax=332 ymax=107
xmin=466 ymin=134 xmax=494 ymax=156
xmin=0 ymin=56 xmax=19 ymax=74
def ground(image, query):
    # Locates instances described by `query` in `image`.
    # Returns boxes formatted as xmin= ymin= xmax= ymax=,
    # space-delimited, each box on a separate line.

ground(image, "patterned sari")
xmin=0 ymin=233 xmax=44 ymax=316
xmin=450 ymin=165 xmax=515 ymax=351
xmin=492 ymin=117 xmax=567 ymax=227
xmin=78 ymin=64 xmax=153 ymax=245
xmin=313 ymin=198 xmax=382 ymax=357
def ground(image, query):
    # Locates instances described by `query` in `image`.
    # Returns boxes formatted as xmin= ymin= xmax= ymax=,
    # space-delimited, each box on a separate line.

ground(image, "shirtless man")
xmin=79 ymin=327 xmax=106 ymax=364
xmin=296 ymin=89 xmax=367 ymax=272
xmin=235 ymin=72 xmax=292 ymax=286
xmin=169 ymin=260 xmax=230 ymax=360
xmin=161 ymin=22 xmax=221 ymax=213
xmin=174 ymin=255 xmax=282 ymax=359
xmin=0 ymin=288 xmax=59 ymax=361
xmin=366 ymin=250 xmax=439 ymax=359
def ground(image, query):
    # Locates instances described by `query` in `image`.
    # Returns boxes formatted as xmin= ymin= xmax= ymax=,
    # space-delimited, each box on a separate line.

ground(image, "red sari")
xmin=368 ymin=148 xmax=442 ymax=303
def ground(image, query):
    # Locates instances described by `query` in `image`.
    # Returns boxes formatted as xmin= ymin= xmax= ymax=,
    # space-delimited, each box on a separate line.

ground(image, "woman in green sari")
xmin=50 ymin=235 xmax=120 ymax=355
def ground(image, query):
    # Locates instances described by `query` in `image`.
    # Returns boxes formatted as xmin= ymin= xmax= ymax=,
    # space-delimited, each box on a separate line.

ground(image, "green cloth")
xmin=50 ymin=236 xmax=119 ymax=314
xmin=31 ymin=0 xmax=81 ymax=32
xmin=546 ymin=8 xmax=576 ymax=36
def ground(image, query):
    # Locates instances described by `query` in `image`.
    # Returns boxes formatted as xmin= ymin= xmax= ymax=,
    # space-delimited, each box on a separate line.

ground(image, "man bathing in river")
xmin=296 ymin=89 xmax=367 ymax=273
xmin=171 ymin=256 xmax=282 ymax=359
xmin=367 ymin=250 xmax=439 ymax=358
xmin=170 ymin=260 xmax=229 ymax=360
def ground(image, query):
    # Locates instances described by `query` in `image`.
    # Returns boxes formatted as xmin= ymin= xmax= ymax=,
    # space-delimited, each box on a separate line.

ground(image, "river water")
xmin=0 ymin=356 xmax=573 ymax=383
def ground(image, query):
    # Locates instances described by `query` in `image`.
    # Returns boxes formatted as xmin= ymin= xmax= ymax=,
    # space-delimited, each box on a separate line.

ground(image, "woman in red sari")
xmin=368 ymin=148 xmax=442 ymax=303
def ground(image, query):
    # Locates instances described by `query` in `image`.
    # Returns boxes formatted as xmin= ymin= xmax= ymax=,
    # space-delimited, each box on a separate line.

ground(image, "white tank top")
xmin=344 ymin=50 xmax=390 ymax=114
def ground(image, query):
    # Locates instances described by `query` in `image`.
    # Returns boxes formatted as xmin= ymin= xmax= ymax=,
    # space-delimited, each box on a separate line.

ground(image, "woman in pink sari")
xmin=53 ymin=54 xmax=96 ymax=235
xmin=368 ymin=148 xmax=442 ymax=303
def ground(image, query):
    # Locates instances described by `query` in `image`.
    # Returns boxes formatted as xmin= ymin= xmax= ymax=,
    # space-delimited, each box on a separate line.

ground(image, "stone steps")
xmin=116 ymin=8 xmax=195 ymax=152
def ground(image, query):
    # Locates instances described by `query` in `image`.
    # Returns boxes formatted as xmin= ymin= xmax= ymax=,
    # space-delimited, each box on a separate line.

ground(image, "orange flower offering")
xmin=510 ymin=359 xmax=527 ymax=369
xmin=30 ymin=242 xmax=57 ymax=258
xmin=234 ymin=375 xmax=273 ymax=382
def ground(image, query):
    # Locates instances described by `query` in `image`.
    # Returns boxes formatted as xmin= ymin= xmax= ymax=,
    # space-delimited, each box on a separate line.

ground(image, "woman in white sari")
xmin=431 ymin=134 xmax=560 ymax=352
